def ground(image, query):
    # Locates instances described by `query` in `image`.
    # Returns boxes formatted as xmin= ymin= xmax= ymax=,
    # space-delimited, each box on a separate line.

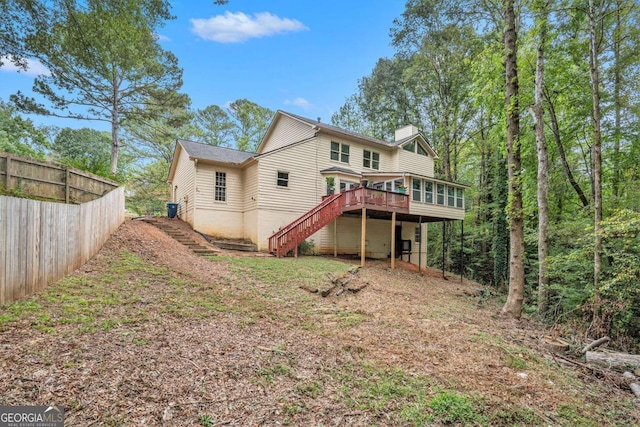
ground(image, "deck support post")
xmin=361 ymin=207 xmax=366 ymax=267
xmin=460 ymin=220 xmax=464 ymax=283
xmin=442 ymin=221 xmax=447 ymax=280
xmin=333 ymin=219 xmax=337 ymax=258
xmin=390 ymin=211 xmax=396 ymax=270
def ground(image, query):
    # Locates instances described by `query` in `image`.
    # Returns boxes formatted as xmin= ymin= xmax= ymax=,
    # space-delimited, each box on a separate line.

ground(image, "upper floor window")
xmin=436 ymin=183 xmax=445 ymax=205
xmin=277 ymin=171 xmax=289 ymax=187
xmin=424 ymin=181 xmax=434 ymax=204
xmin=412 ymin=178 xmax=421 ymax=202
xmin=363 ymin=150 xmax=380 ymax=170
xmin=215 ymin=172 xmax=226 ymax=202
xmin=448 ymin=186 xmax=456 ymax=207
xmin=456 ymin=187 xmax=464 ymax=208
xmin=402 ymin=141 xmax=415 ymax=152
xmin=331 ymin=141 xmax=350 ymax=163
xmin=417 ymin=144 xmax=428 ymax=156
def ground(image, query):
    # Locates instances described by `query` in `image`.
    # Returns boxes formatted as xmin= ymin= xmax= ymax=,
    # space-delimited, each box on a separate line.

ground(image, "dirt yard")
xmin=1 ymin=219 xmax=638 ymax=426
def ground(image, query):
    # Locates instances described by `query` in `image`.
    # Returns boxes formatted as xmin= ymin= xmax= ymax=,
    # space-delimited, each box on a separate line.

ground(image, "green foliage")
xmin=10 ymin=0 xmax=187 ymax=175
xmin=227 ymin=99 xmax=274 ymax=152
xmin=547 ymin=211 xmax=640 ymax=345
xmin=296 ymin=239 xmax=316 ymax=256
xmin=51 ymin=127 xmax=130 ymax=181
xmin=426 ymin=390 xmax=486 ymax=425
xmin=595 ymin=210 xmax=640 ymax=341
xmin=0 ymin=100 xmax=48 ymax=158
xmin=197 ymin=414 xmax=214 ymax=427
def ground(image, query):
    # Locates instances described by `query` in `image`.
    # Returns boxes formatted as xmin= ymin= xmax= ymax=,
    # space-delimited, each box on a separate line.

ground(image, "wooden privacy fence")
xmin=0 ymin=187 xmax=125 ymax=305
xmin=0 ymin=152 xmax=119 ymax=203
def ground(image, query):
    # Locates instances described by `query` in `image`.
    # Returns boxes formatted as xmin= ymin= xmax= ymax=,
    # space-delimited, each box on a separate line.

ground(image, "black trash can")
xmin=166 ymin=202 xmax=179 ymax=219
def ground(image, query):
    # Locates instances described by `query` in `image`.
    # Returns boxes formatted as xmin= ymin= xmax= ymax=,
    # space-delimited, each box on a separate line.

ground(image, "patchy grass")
xmin=0 ymin=250 xmax=231 ymax=333
xmin=1 ymin=222 xmax=639 ymax=426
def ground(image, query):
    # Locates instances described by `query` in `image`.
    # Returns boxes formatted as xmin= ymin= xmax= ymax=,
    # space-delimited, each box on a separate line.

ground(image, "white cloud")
xmin=0 ymin=56 xmax=50 ymax=76
xmin=190 ymin=11 xmax=308 ymax=43
xmin=284 ymin=97 xmax=312 ymax=110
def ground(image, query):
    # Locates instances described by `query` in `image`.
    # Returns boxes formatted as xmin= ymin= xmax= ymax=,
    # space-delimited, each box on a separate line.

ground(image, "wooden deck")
xmin=332 ymin=188 xmax=410 ymax=214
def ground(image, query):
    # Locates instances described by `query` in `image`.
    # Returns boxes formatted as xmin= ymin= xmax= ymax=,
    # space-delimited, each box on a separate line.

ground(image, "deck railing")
xmin=342 ymin=187 xmax=409 ymax=212
xmin=269 ymin=188 xmax=410 ymax=257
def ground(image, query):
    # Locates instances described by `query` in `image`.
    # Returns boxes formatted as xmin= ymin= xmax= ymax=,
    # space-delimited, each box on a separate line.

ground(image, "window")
xmin=402 ymin=141 xmax=415 ymax=152
xmin=215 ymin=172 xmax=226 ymax=202
xmin=331 ymin=141 xmax=349 ymax=163
xmin=456 ymin=187 xmax=464 ymax=208
xmin=436 ymin=183 xmax=445 ymax=205
xmin=277 ymin=171 xmax=289 ymax=187
xmin=412 ymin=178 xmax=421 ymax=201
xmin=424 ymin=181 xmax=434 ymax=204
xmin=448 ymin=186 xmax=455 ymax=206
xmin=417 ymin=143 xmax=428 ymax=156
xmin=363 ymin=150 xmax=380 ymax=170
xmin=340 ymin=181 xmax=357 ymax=191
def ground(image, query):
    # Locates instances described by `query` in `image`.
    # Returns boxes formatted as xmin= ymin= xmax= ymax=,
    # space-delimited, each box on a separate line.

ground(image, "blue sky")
xmin=0 ymin=0 xmax=406 ymax=130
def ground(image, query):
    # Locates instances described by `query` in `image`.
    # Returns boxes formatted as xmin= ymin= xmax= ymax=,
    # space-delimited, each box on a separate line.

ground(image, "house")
xmin=167 ymin=110 xmax=468 ymax=268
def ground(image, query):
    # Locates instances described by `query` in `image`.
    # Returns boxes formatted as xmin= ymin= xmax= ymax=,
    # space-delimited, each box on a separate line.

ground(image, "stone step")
xmin=211 ymin=241 xmax=258 ymax=252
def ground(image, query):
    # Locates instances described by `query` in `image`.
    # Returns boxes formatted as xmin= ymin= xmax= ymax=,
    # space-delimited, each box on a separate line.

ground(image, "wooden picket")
xmin=0 ymin=187 xmax=125 ymax=305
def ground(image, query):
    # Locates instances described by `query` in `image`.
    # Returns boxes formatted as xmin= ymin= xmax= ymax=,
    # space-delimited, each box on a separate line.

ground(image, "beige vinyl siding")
xmin=258 ymin=138 xmax=324 ymax=214
xmin=260 ymin=115 xmax=316 ymax=153
xmin=193 ymin=163 xmax=244 ymax=238
xmin=409 ymin=200 xmax=465 ymax=220
xmin=404 ymin=221 xmax=428 ymax=267
xmin=393 ymin=148 xmax=435 ymax=177
xmin=243 ymin=163 xmax=259 ymax=243
xmin=318 ymin=216 xmax=393 ymax=259
xmin=323 ymin=135 xmax=392 ymax=175
xmin=171 ymin=147 xmax=196 ymax=226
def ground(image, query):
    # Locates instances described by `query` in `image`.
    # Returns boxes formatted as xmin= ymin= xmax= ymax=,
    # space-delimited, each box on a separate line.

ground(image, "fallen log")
xmin=586 ymin=351 xmax=640 ymax=371
xmin=321 ymin=285 xmax=337 ymax=297
xmin=347 ymin=283 xmax=368 ymax=293
xmin=581 ymin=336 xmax=610 ymax=354
xmin=299 ymin=284 xmax=318 ymax=294
xmin=630 ymin=382 xmax=640 ymax=399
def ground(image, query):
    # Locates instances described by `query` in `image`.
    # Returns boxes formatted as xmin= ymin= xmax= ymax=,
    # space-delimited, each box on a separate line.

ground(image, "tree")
xmin=530 ymin=0 xmax=552 ymax=314
xmin=50 ymin=127 xmax=122 ymax=178
xmin=588 ymin=0 xmax=604 ymax=292
xmin=0 ymin=0 xmax=49 ymax=70
xmin=194 ymin=105 xmax=234 ymax=147
xmin=11 ymin=0 xmax=187 ymax=175
xmin=0 ymin=99 xmax=47 ymax=159
xmin=227 ymin=99 xmax=274 ymax=151
xmin=500 ymin=0 xmax=525 ymax=319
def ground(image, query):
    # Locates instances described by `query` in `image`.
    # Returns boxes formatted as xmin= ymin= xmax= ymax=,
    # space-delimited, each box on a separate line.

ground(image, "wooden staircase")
xmin=268 ymin=192 xmax=344 ymax=257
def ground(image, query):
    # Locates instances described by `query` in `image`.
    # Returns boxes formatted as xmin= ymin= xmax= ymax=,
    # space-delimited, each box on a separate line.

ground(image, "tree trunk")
xmin=589 ymin=0 xmax=603 ymax=291
xmin=501 ymin=0 xmax=524 ymax=319
xmin=612 ymin=5 xmax=622 ymax=199
xmin=531 ymin=0 xmax=550 ymax=315
xmin=544 ymin=90 xmax=590 ymax=208
xmin=110 ymin=84 xmax=120 ymax=176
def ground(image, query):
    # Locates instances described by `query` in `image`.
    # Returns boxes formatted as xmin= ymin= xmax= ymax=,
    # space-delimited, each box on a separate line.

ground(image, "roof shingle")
xmin=178 ymin=139 xmax=255 ymax=164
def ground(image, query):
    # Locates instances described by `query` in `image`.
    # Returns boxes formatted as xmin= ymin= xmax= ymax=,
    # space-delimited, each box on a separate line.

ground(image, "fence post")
xmin=5 ymin=155 xmax=11 ymax=190
xmin=65 ymin=168 xmax=70 ymax=203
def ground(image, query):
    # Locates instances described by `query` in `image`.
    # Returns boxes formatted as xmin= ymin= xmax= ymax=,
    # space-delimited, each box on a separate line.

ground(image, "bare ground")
xmin=1 ymin=219 xmax=639 ymax=426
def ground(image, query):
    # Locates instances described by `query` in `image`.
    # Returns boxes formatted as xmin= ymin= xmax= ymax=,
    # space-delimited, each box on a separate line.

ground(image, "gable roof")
xmin=257 ymin=110 xmax=438 ymax=158
xmin=177 ymin=139 xmax=255 ymax=164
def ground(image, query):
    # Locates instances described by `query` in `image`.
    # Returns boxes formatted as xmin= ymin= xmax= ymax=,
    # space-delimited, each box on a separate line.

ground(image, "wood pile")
xmin=299 ymin=266 xmax=368 ymax=297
